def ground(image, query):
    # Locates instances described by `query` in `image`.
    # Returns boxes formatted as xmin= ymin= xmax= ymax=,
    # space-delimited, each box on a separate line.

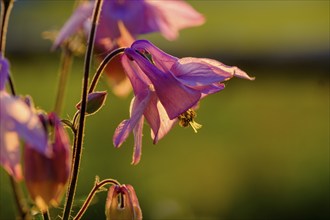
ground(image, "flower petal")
xmin=24 ymin=113 xmax=71 ymax=212
xmin=0 ymin=128 xmax=23 ymax=181
xmin=99 ymin=0 xmax=145 ymax=41
xmin=143 ymin=92 xmax=160 ymax=143
xmin=198 ymin=83 xmax=226 ymax=98
xmin=121 ymin=54 xmax=151 ymax=94
xmin=125 ymin=48 xmax=201 ymax=119
xmin=131 ymin=115 xmax=144 ymax=165
xmin=52 ymin=1 xmax=94 ymax=49
xmin=0 ymin=92 xmax=48 ymax=155
xmin=113 ymin=90 xmax=150 ymax=148
xmin=131 ymin=40 xmax=178 ymax=72
xmin=0 ymin=56 xmax=9 ymax=90
xmin=49 ymin=113 xmax=71 ymax=183
xmin=151 ymin=100 xmax=177 ymax=144
xmin=171 ymin=58 xmax=234 ymax=86
xmin=143 ymin=0 xmax=205 ymax=40
xmin=232 ymin=66 xmax=255 ymax=80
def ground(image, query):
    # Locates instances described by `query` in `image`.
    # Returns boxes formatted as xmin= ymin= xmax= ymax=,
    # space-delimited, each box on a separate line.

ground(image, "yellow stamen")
xmin=189 ymin=121 xmax=202 ymax=133
xmin=178 ymin=109 xmax=202 ymax=133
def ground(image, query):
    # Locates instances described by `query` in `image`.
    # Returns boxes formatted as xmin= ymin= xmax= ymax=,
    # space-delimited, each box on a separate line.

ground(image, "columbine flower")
xmin=113 ymin=51 xmax=176 ymax=164
xmin=54 ymin=0 xmax=204 ymax=49
xmin=0 ymin=55 xmax=48 ymax=181
xmin=24 ymin=112 xmax=71 ymax=212
xmin=53 ymin=0 xmax=205 ymax=96
xmin=113 ymin=40 xmax=254 ymax=164
xmin=105 ymin=184 xmax=142 ymax=220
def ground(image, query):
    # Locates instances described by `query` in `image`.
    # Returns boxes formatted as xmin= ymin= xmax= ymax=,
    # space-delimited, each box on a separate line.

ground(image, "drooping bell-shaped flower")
xmin=53 ymin=0 xmax=205 ymax=96
xmin=0 ymin=55 xmax=48 ymax=181
xmin=113 ymin=40 xmax=254 ymax=164
xmin=24 ymin=112 xmax=71 ymax=212
xmin=105 ymin=184 xmax=142 ymax=220
xmin=113 ymin=53 xmax=176 ymax=165
xmin=129 ymin=40 xmax=255 ymax=119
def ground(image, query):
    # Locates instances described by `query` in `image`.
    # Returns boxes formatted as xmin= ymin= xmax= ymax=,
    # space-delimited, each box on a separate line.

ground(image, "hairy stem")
xmin=54 ymin=47 xmax=73 ymax=115
xmin=9 ymin=177 xmax=30 ymax=219
xmin=88 ymin=47 xmax=125 ymax=93
xmin=74 ymin=179 xmax=120 ymax=220
xmin=61 ymin=0 xmax=103 ymax=219
xmin=0 ymin=0 xmax=12 ymax=53
xmin=0 ymin=0 xmax=15 ymax=95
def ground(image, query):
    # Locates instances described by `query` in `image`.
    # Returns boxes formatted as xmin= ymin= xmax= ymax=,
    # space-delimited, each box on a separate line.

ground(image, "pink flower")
xmin=53 ymin=0 xmax=205 ymax=96
xmin=0 ymin=56 xmax=48 ymax=181
xmin=24 ymin=113 xmax=71 ymax=212
xmin=113 ymin=40 xmax=254 ymax=164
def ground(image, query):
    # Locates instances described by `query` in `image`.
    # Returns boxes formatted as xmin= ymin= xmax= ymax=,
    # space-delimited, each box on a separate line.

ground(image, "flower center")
xmin=178 ymin=109 xmax=202 ymax=133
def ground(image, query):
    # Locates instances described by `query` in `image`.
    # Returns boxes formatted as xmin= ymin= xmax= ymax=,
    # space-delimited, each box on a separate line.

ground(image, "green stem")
xmin=54 ymin=47 xmax=73 ymax=116
xmin=0 ymin=0 xmax=15 ymax=95
xmin=61 ymin=0 xmax=103 ymax=219
xmin=9 ymin=177 xmax=30 ymax=220
xmin=88 ymin=47 xmax=125 ymax=93
xmin=73 ymin=179 xmax=120 ymax=220
xmin=0 ymin=0 xmax=12 ymax=53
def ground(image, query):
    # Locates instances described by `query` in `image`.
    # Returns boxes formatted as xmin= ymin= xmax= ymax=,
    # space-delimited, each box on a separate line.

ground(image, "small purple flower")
xmin=113 ymin=40 xmax=254 ymax=164
xmin=0 ymin=56 xmax=48 ymax=181
xmin=24 ymin=112 xmax=71 ymax=212
xmin=53 ymin=0 xmax=205 ymax=96
xmin=105 ymin=184 xmax=142 ymax=220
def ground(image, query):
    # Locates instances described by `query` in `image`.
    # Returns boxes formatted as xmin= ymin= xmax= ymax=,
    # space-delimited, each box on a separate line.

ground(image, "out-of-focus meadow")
xmin=0 ymin=1 xmax=329 ymax=220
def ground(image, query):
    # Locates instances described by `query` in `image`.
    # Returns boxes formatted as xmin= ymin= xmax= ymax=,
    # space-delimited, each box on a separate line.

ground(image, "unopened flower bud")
xmin=24 ymin=112 xmax=71 ymax=212
xmin=105 ymin=184 xmax=142 ymax=220
xmin=76 ymin=91 xmax=107 ymax=115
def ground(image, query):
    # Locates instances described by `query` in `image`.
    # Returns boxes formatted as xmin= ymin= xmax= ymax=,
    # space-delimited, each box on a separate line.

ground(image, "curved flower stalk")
xmin=0 ymin=55 xmax=48 ymax=181
xmin=53 ymin=0 xmax=205 ymax=96
xmin=114 ymin=40 xmax=255 ymax=164
xmin=24 ymin=112 xmax=71 ymax=212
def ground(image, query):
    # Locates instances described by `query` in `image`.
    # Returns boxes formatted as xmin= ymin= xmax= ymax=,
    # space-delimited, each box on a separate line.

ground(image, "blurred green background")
xmin=1 ymin=1 xmax=329 ymax=220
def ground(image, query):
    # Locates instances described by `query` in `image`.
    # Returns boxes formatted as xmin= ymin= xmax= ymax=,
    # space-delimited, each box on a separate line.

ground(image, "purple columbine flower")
xmin=0 ymin=56 xmax=48 ymax=181
xmin=24 ymin=112 xmax=71 ymax=212
xmin=53 ymin=0 xmax=205 ymax=96
xmin=54 ymin=0 xmax=204 ymax=49
xmin=113 ymin=40 xmax=254 ymax=164
xmin=113 ymin=52 xmax=176 ymax=164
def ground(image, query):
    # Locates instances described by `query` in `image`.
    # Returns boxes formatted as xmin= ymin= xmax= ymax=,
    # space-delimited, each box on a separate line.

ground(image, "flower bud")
xmin=105 ymin=184 xmax=142 ymax=220
xmin=24 ymin=112 xmax=71 ymax=212
xmin=76 ymin=91 xmax=107 ymax=115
